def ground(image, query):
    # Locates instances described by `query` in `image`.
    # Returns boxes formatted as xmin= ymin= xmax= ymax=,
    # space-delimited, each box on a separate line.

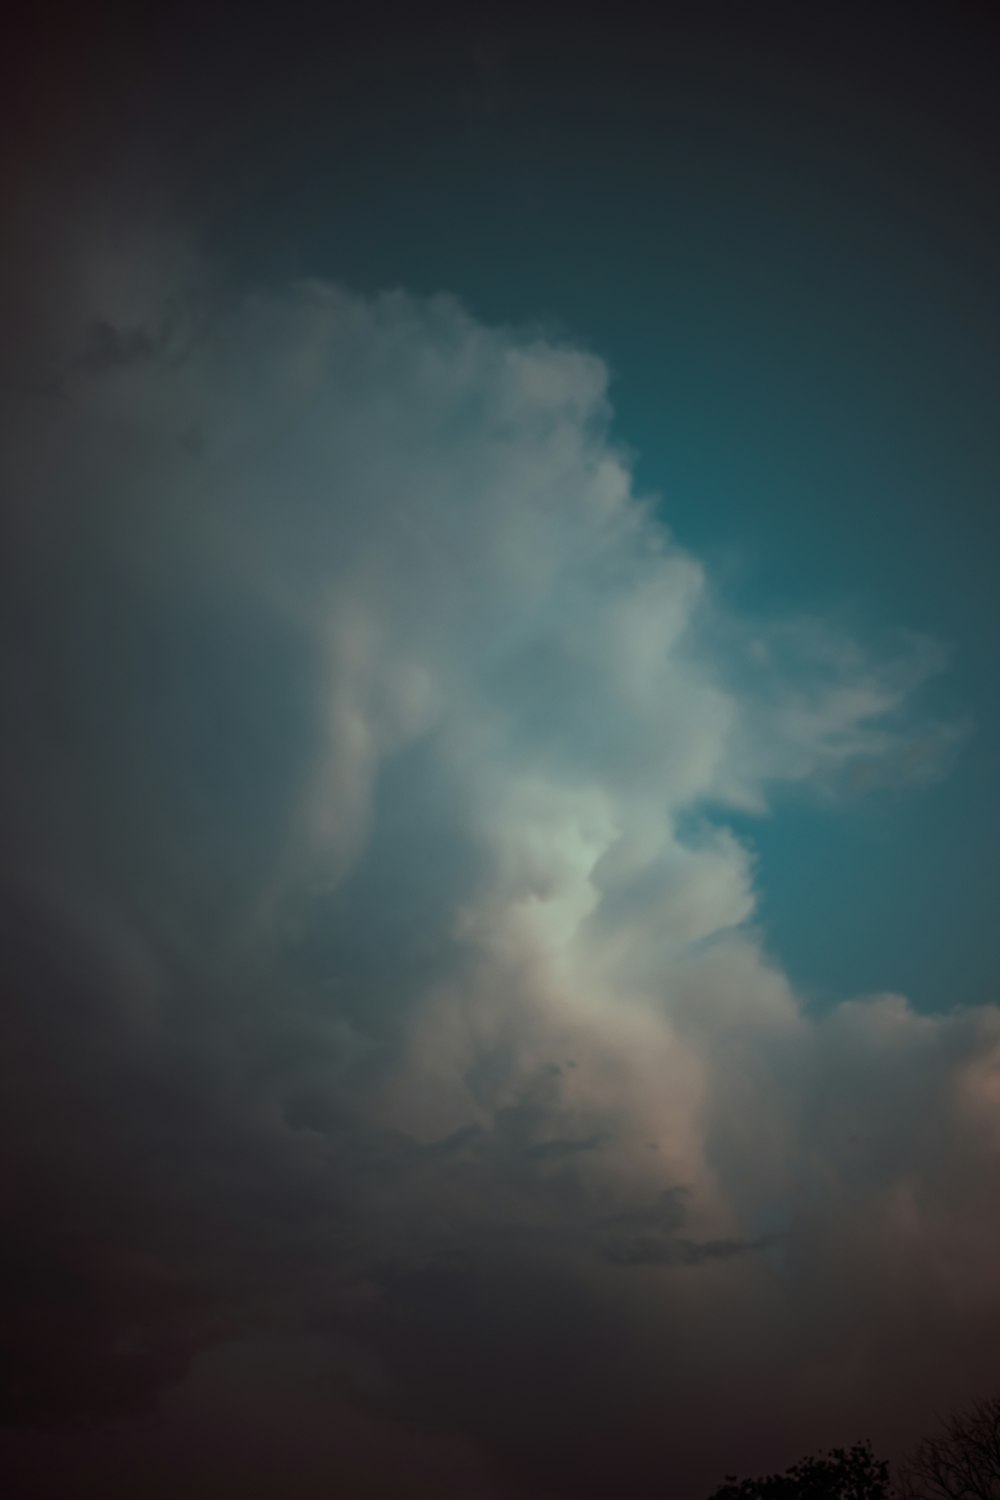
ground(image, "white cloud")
xmin=0 ymin=243 xmax=993 ymax=1497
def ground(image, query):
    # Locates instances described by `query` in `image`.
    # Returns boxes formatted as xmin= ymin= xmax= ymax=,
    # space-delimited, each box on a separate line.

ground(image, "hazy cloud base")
xmin=0 ymin=240 xmax=995 ymax=1498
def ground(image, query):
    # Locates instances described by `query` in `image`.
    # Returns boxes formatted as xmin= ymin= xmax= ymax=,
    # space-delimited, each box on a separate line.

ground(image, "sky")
xmin=2 ymin=4 xmax=999 ymax=1497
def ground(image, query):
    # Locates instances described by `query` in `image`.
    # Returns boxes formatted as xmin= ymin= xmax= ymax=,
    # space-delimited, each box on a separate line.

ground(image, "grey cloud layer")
xmin=0 ymin=251 xmax=995 ymax=1498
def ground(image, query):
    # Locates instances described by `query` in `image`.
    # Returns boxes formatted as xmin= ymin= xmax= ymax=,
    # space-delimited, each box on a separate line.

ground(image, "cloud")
xmin=0 ymin=240 xmax=994 ymax=1499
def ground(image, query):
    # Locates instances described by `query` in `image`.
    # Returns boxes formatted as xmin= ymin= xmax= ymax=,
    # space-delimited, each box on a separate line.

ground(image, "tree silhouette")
xmin=707 ymin=1440 xmax=891 ymax=1499
xmin=896 ymin=1396 xmax=1000 ymax=1500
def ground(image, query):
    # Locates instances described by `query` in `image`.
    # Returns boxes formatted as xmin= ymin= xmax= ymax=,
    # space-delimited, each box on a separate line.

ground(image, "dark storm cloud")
xmin=0 ymin=234 xmax=995 ymax=1500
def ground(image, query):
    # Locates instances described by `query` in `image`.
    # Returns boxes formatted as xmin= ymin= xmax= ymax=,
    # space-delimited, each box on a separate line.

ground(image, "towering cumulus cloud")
xmin=0 ymin=243 xmax=994 ymax=1498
